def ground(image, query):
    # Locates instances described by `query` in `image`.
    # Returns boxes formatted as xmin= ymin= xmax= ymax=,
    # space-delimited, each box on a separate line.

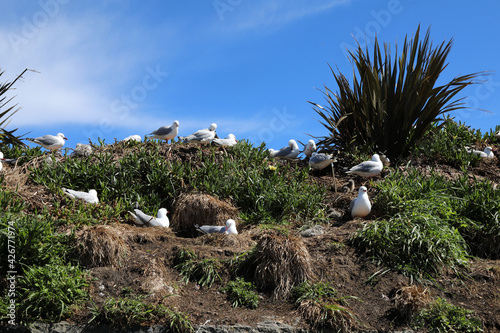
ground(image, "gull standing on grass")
xmin=128 ymin=208 xmax=170 ymax=228
xmin=303 ymin=139 xmax=317 ymax=158
xmin=26 ymin=133 xmax=67 ymax=151
xmin=148 ymin=120 xmax=179 ymax=143
xmin=346 ymin=154 xmax=383 ymax=178
xmin=180 ymin=123 xmax=217 ymax=145
xmin=62 ymin=188 xmax=99 ymax=204
xmin=350 ymin=186 xmax=371 ymax=218
xmin=268 ymin=139 xmax=300 ymax=159
xmin=195 ymin=219 xmax=238 ymax=235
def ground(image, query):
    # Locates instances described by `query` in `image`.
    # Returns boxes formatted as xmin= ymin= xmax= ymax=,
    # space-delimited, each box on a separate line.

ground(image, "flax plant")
xmin=310 ymin=25 xmax=485 ymax=159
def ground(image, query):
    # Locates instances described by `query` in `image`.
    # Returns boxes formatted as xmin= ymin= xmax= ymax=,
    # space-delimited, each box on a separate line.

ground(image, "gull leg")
xmin=331 ymin=163 xmax=337 ymax=193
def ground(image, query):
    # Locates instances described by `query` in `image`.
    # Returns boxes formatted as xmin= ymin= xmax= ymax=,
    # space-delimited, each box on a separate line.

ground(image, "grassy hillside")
xmin=1 ymin=121 xmax=500 ymax=332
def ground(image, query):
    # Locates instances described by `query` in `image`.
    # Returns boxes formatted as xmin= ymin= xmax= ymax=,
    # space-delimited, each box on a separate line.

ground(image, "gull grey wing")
xmin=199 ymin=225 xmax=225 ymax=234
xmin=153 ymin=126 xmax=173 ymax=136
xmin=134 ymin=209 xmax=155 ymax=225
xmin=273 ymin=146 xmax=292 ymax=158
xmin=349 ymin=198 xmax=356 ymax=215
xmin=350 ymin=161 xmax=377 ymax=173
xmin=35 ymin=135 xmax=59 ymax=146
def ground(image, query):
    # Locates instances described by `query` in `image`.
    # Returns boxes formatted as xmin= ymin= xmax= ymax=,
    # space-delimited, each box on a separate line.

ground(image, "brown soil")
xmin=2 ymin=142 xmax=500 ymax=332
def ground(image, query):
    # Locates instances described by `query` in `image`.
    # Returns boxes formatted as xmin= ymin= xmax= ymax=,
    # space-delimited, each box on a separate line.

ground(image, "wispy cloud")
xmin=212 ymin=0 xmax=350 ymax=33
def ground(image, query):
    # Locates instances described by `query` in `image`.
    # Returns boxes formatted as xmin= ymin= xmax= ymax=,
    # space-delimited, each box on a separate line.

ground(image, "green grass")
xmin=28 ymin=140 xmax=327 ymax=225
xmin=17 ymin=263 xmax=89 ymax=322
xmin=412 ymin=298 xmax=483 ymax=332
xmin=221 ymin=277 xmax=260 ymax=309
xmin=174 ymin=248 xmax=222 ymax=288
xmin=92 ymin=296 xmax=193 ymax=332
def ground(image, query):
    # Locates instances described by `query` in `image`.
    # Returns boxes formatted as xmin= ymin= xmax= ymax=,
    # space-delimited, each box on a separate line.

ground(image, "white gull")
xmin=63 ymin=188 xmax=99 ymax=204
xmin=128 ymin=208 xmax=170 ymax=228
xmin=346 ymin=154 xmax=383 ymax=178
xmin=213 ymin=133 xmax=237 ymax=147
xmin=123 ymin=134 xmax=142 ymax=142
xmin=269 ymin=139 xmax=300 ymax=159
xmin=181 ymin=123 xmax=217 ymax=144
xmin=26 ymin=133 xmax=67 ymax=151
xmin=303 ymin=139 xmax=317 ymax=158
xmin=466 ymin=146 xmax=495 ymax=159
xmin=350 ymin=186 xmax=371 ymax=218
xmin=148 ymin=121 xmax=179 ymax=143
xmin=309 ymin=152 xmax=336 ymax=170
xmin=196 ymin=219 xmax=238 ymax=235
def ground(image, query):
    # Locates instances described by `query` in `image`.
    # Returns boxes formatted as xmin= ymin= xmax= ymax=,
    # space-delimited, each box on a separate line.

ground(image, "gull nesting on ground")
xmin=123 ymin=135 xmax=142 ymax=142
xmin=128 ymin=208 xmax=170 ymax=227
xmin=309 ymin=152 xmax=336 ymax=170
xmin=303 ymin=140 xmax=317 ymax=158
xmin=26 ymin=133 xmax=67 ymax=151
xmin=213 ymin=133 xmax=237 ymax=147
xmin=72 ymin=143 xmax=92 ymax=157
xmin=269 ymin=139 xmax=300 ymax=160
xmin=342 ymin=179 xmax=355 ymax=193
xmin=148 ymin=121 xmax=179 ymax=143
xmin=62 ymin=188 xmax=99 ymax=204
xmin=350 ymin=186 xmax=371 ymax=218
xmin=466 ymin=146 xmax=495 ymax=159
xmin=195 ymin=219 xmax=238 ymax=235
xmin=180 ymin=123 xmax=217 ymax=144
xmin=346 ymin=154 xmax=383 ymax=178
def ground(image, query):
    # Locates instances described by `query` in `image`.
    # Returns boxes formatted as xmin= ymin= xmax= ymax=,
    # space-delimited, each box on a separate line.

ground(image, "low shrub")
xmin=221 ymin=277 xmax=260 ymax=309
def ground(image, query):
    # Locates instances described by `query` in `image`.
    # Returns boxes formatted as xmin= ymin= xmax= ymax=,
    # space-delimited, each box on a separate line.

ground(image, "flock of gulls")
xmin=2 ymin=122 xmax=499 ymax=229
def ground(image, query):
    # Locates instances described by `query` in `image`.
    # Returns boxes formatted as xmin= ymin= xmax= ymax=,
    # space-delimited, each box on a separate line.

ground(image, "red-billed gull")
xmin=466 ymin=146 xmax=495 ymax=159
xmin=346 ymin=154 xmax=383 ymax=177
xmin=196 ymin=219 xmax=238 ymax=235
xmin=148 ymin=121 xmax=179 ymax=143
xmin=128 ymin=208 xmax=170 ymax=228
xmin=309 ymin=152 xmax=336 ymax=170
xmin=269 ymin=139 xmax=300 ymax=159
xmin=213 ymin=133 xmax=237 ymax=147
xmin=303 ymin=139 xmax=317 ymax=158
xmin=123 ymin=134 xmax=142 ymax=142
xmin=63 ymin=188 xmax=99 ymax=204
xmin=180 ymin=123 xmax=217 ymax=144
xmin=350 ymin=186 xmax=371 ymax=218
xmin=26 ymin=133 xmax=67 ymax=151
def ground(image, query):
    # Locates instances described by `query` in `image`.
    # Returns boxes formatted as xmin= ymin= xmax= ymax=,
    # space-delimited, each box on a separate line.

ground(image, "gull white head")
xmin=289 ymin=139 xmax=299 ymax=150
xmin=371 ymin=154 xmax=381 ymax=162
xmin=209 ymin=123 xmax=217 ymax=131
xmin=173 ymin=120 xmax=180 ymax=127
xmin=228 ymin=134 xmax=236 ymax=140
xmin=157 ymin=208 xmax=169 ymax=218
xmin=57 ymin=133 xmax=68 ymax=140
xmin=358 ymin=186 xmax=368 ymax=196
xmin=224 ymin=219 xmax=238 ymax=235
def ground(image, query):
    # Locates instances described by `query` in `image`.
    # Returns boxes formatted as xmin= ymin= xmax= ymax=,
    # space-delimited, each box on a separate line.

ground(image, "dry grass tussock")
xmin=298 ymin=299 xmax=358 ymax=332
xmin=251 ymin=232 xmax=313 ymax=300
xmin=75 ymin=225 xmax=129 ymax=268
xmin=171 ymin=193 xmax=238 ymax=236
xmin=392 ymin=284 xmax=432 ymax=320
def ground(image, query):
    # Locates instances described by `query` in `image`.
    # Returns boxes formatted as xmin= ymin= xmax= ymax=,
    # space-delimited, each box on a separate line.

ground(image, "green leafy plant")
xmin=0 ymin=68 xmax=30 ymax=148
xmin=17 ymin=263 xmax=88 ymax=322
xmin=412 ymin=298 xmax=483 ymax=332
xmin=291 ymin=281 xmax=361 ymax=332
xmin=92 ymin=296 xmax=193 ymax=332
xmin=221 ymin=277 xmax=260 ymax=309
xmin=310 ymin=25 xmax=484 ymax=160
xmin=350 ymin=212 xmax=468 ymax=280
xmin=174 ymin=248 xmax=222 ymax=288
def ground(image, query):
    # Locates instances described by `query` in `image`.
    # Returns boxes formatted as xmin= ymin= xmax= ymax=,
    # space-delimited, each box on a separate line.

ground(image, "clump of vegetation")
xmin=411 ymin=298 xmax=483 ymax=332
xmin=291 ymin=281 xmax=361 ymax=332
xmin=174 ymin=248 xmax=222 ymax=288
xmin=414 ymin=117 xmax=483 ymax=167
xmin=92 ymin=296 xmax=193 ymax=332
xmin=17 ymin=263 xmax=88 ymax=322
xmin=236 ymin=233 xmax=313 ymax=300
xmin=310 ymin=25 xmax=483 ymax=160
xmin=351 ymin=212 xmax=468 ymax=279
xmin=75 ymin=225 xmax=129 ymax=268
xmin=221 ymin=277 xmax=260 ymax=309
xmin=391 ymin=284 xmax=432 ymax=321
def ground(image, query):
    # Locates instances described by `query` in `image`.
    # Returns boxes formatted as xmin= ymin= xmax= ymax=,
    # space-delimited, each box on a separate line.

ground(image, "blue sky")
xmin=1 ymin=0 xmax=500 ymax=152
